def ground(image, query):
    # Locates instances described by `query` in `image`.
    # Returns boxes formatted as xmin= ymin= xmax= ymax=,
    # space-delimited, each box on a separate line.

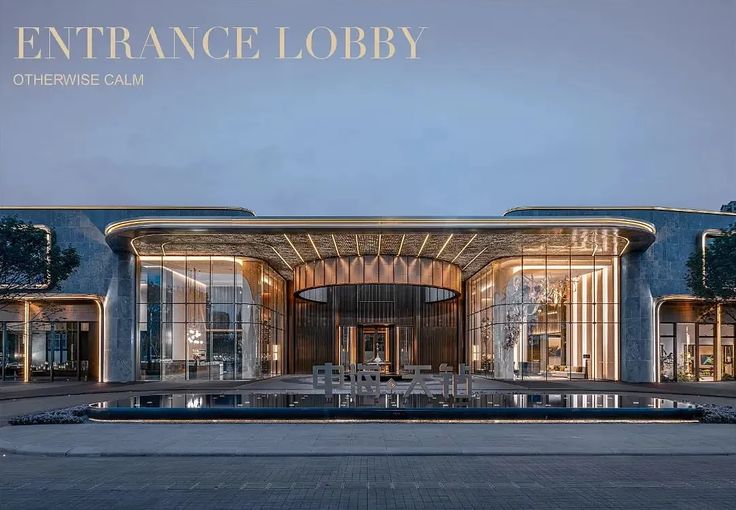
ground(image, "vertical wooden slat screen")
xmin=293 ymin=284 xmax=458 ymax=372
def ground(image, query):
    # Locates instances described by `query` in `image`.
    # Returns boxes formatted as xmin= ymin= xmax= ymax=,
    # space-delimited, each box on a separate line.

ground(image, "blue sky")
xmin=1 ymin=0 xmax=734 ymax=215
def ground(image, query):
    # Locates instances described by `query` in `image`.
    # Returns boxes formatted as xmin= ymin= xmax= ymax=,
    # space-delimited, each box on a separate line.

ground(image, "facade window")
xmin=466 ymin=255 xmax=620 ymax=381
xmin=137 ymin=256 xmax=286 ymax=381
xmin=1 ymin=301 xmax=99 ymax=382
xmin=659 ymin=302 xmax=736 ymax=382
xmin=659 ymin=323 xmax=676 ymax=382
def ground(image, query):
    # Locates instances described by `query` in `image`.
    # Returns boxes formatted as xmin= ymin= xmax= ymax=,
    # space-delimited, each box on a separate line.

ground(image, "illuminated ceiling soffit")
xmin=128 ymin=229 xmax=641 ymax=281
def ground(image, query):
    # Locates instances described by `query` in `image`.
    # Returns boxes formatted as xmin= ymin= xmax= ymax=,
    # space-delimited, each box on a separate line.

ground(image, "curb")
xmin=3 ymin=444 xmax=736 ymax=458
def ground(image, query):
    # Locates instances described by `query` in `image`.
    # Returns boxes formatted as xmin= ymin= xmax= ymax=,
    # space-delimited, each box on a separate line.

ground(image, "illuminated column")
xmin=613 ymin=258 xmax=619 ymax=381
xmin=715 ymin=304 xmax=722 ymax=381
xmin=581 ymin=273 xmax=588 ymax=375
xmin=23 ymin=301 xmax=30 ymax=382
xmin=571 ymin=282 xmax=578 ymax=372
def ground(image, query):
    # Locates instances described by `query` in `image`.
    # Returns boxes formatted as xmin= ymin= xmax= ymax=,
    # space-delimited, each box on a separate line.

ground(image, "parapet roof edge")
xmin=103 ymin=215 xmax=657 ymax=237
xmin=504 ymin=205 xmax=736 ymax=217
xmin=0 ymin=205 xmax=256 ymax=215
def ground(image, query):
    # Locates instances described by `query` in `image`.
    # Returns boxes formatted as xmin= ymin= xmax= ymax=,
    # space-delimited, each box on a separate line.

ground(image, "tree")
xmin=685 ymin=223 xmax=736 ymax=380
xmin=686 ymin=224 xmax=736 ymax=304
xmin=0 ymin=216 xmax=80 ymax=308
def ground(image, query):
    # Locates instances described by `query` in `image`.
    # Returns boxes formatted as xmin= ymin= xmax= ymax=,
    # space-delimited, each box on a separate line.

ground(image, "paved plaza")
xmin=2 ymin=454 xmax=736 ymax=509
xmin=2 ymin=377 xmax=736 ymax=508
xmin=2 ymin=422 xmax=736 ymax=457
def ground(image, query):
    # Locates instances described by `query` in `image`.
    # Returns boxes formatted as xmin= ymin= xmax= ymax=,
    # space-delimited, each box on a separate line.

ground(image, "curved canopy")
xmin=105 ymin=216 xmax=656 ymax=281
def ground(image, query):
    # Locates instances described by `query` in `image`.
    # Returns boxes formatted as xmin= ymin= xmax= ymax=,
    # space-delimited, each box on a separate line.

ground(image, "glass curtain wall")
xmin=466 ymin=255 xmax=619 ymax=381
xmin=137 ymin=256 xmax=285 ymax=381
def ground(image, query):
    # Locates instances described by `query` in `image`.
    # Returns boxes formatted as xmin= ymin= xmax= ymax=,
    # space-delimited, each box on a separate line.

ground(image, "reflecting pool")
xmin=95 ymin=392 xmax=693 ymax=410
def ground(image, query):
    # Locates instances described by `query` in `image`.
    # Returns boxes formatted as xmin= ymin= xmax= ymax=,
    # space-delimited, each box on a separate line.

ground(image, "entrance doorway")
xmin=337 ymin=325 xmax=415 ymax=376
xmin=29 ymin=321 xmax=96 ymax=382
xmin=360 ymin=326 xmax=390 ymax=373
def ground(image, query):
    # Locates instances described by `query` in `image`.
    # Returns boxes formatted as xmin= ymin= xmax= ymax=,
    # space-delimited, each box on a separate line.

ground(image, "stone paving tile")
xmin=4 ymin=422 xmax=736 ymax=456
xmin=3 ymin=454 xmax=735 ymax=508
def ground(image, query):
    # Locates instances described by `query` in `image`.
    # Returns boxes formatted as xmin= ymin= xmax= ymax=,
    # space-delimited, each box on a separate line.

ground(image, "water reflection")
xmin=96 ymin=392 xmax=692 ymax=410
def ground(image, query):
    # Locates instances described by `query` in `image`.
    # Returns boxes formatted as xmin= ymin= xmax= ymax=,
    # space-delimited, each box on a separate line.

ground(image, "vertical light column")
xmin=23 ymin=300 xmax=30 ymax=382
xmin=581 ymin=273 xmax=588 ymax=376
xmin=602 ymin=265 xmax=609 ymax=380
xmin=715 ymin=304 xmax=722 ymax=381
xmin=1 ymin=322 xmax=6 ymax=381
xmin=572 ymin=281 xmax=578 ymax=375
xmin=259 ymin=261 xmax=265 ymax=378
xmin=613 ymin=257 xmax=620 ymax=380
xmin=518 ymin=259 xmax=524 ymax=379
xmin=95 ymin=299 xmax=104 ymax=382
xmin=183 ymin=256 xmax=188 ymax=382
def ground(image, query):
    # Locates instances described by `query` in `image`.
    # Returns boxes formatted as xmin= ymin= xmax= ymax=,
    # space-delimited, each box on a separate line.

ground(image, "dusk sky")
xmin=1 ymin=0 xmax=734 ymax=215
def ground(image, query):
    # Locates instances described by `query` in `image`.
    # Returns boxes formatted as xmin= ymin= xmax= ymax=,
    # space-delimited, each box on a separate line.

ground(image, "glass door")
xmin=362 ymin=332 xmax=375 ymax=363
xmin=375 ymin=331 xmax=386 ymax=362
xmin=697 ymin=324 xmax=715 ymax=381
xmin=659 ymin=323 xmax=676 ymax=382
xmin=676 ymin=323 xmax=696 ymax=381
xmin=397 ymin=326 xmax=414 ymax=376
xmin=336 ymin=326 xmax=357 ymax=374
xmin=29 ymin=322 xmax=79 ymax=381
xmin=546 ymin=330 xmax=565 ymax=380
xmin=210 ymin=331 xmax=234 ymax=380
xmin=30 ymin=323 xmax=52 ymax=381
xmin=521 ymin=319 xmax=545 ymax=380
xmin=723 ymin=324 xmax=735 ymax=380
xmin=2 ymin=323 xmax=25 ymax=381
xmin=360 ymin=326 xmax=390 ymax=373
xmin=52 ymin=323 xmax=79 ymax=379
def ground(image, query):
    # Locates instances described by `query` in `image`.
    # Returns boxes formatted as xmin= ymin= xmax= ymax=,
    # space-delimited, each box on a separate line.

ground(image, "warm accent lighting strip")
xmin=307 ymin=234 xmax=321 ymax=260
xmin=417 ymin=234 xmax=430 ymax=257
xmin=23 ymin=301 xmax=30 ymax=382
xmin=701 ymin=229 xmax=723 ymax=287
xmin=19 ymin=294 xmax=104 ymax=383
xmin=377 ymin=234 xmax=382 ymax=256
xmin=355 ymin=234 xmax=361 ymax=256
xmin=95 ymin=299 xmax=104 ymax=382
xmin=397 ymin=234 xmax=405 ymax=257
xmin=451 ymin=234 xmax=477 ymax=263
xmin=283 ymin=234 xmax=304 ymax=263
xmin=332 ymin=234 xmax=340 ymax=257
xmin=462 ymin=247 xmax=488 ymax=270
xmin=270 ymin=246 xmax=293 ymax=270
xmin=435 ymin=234 xmax=454 ymax=259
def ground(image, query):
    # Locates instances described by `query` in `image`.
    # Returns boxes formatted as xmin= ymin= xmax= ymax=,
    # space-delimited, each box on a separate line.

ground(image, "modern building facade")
xmin=1 ymin=205 xmax=734 ymax=384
